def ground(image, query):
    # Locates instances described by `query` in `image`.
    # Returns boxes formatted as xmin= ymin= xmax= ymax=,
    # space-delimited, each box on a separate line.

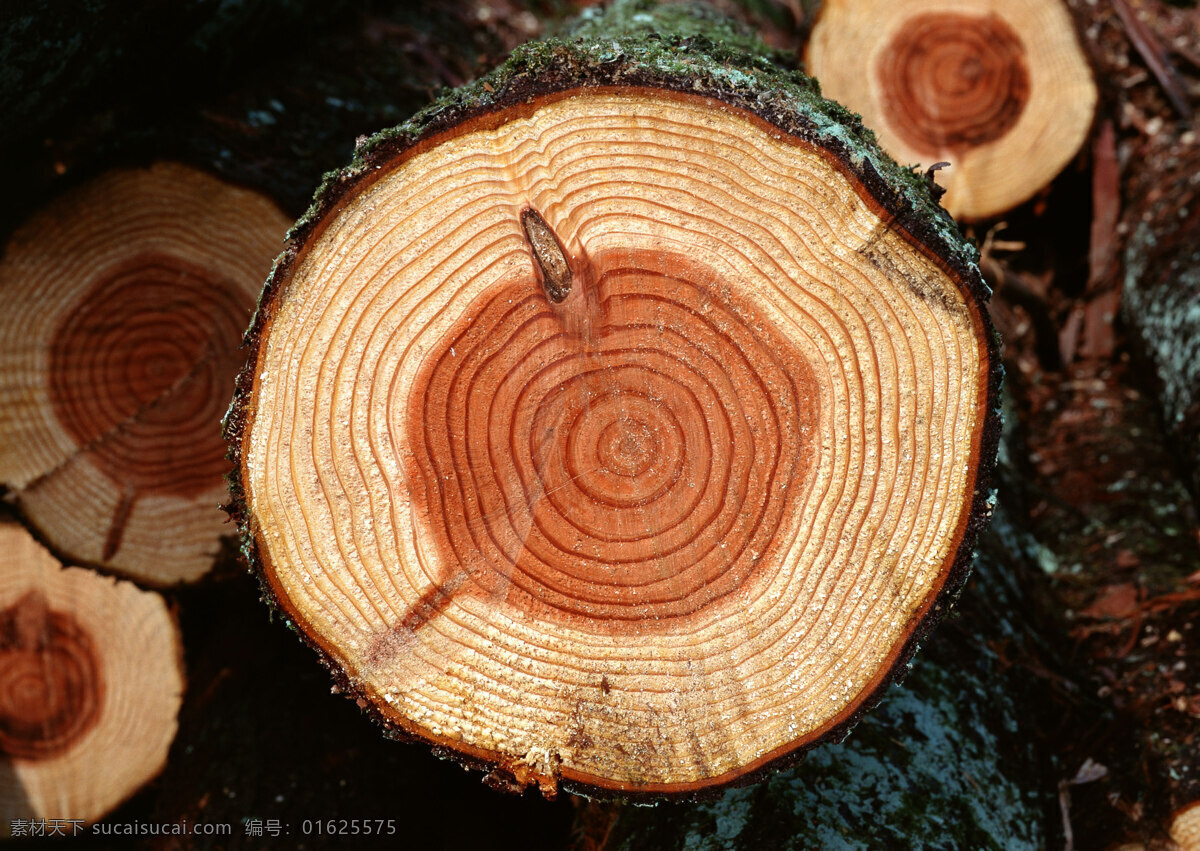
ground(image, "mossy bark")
xmin=285 ymin=0 xmax=971 ymax=268
xmin=231 ymin=0 xmax=990 ymax=504
xmin=1122 ymin=145 xmax=1200 ymax=501
xmin=590 ymin=409 xmax=1066 ymax=849
xmin=1072 ymin=135 xmax=1200 ymax=830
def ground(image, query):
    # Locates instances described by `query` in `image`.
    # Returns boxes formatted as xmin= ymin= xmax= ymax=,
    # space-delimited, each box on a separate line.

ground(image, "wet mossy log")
xmin=0 ymin=521 xmax=183 ymax=826
xmin=591 ymin=489 xmax=1062 ymax=849
xmin=229 ymin=1 xmax=1001 ymax=798
xmin=0 ymin=162 xmax=291 ymax=584
xmin=807 ymin=0 xmax=1097 ymax=221
xmin=1119 ymin=143 xmax=1200 ymax=842
xmin=1123 ymin=146 xmax=1200 ymax=502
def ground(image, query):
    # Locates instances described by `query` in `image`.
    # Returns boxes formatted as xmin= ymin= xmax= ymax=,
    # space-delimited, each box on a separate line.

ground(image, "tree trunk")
xmin=806 ymin=0 xmax=1097 ymax=221
xmin=145 ymin=572 xmax=575 ymax=851
xmin=1122 ymin=144 xmax=1200 ymax=501
xmin=0 ymin=163 xmax=291 ymax=584
xmin=227 ymin=0 xmax=1000 ymax=799
xmin=0 ymin=521 xmax=183 ymax=830
xmin=588 ymin=487 xmax=1064 ymax=849
xmin=0 ymin=2 xmax=535 ymax=585
xmin=1113 ymin=139 xmax=1200 ymax=851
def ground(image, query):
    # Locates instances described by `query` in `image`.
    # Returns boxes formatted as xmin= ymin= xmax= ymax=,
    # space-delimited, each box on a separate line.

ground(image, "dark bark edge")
xmin=223 ymin=0 xmax=1003 ymax=802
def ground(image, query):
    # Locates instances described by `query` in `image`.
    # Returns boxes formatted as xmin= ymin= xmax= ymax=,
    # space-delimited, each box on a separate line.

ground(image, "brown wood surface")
xmin=0 ymin=522 xmax=182 ymax=827
xmin=5 ymin=0 xmax=1198 ymax=843
xmin=0 ymin=162 xmax=291 ymax=584
xmin=234 ymin=62 xmax=998 ymax=795
xmin=807 ymin=0 xmax=1098 ymax=221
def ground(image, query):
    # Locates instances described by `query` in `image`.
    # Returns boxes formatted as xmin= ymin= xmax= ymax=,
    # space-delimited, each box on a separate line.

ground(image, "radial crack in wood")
xmin=807 ymin=0 xmax=1098 ymax=221
xmin=0 ymin=522 xmax=182 ymax=824
xmin=0 ymin=162 xmax=292 ymax=584
xmin=230 ymin=7 xmax=1000 ymax=799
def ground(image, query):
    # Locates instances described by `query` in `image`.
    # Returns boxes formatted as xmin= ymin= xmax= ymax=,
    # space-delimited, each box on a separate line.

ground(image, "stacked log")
xmin=0 ymin=162 xmax=291 ymax=584
xmin=0 ymin=522 xmax=182 ymax=827
xmin=807 ymin=0 xmax=1097 ymax=221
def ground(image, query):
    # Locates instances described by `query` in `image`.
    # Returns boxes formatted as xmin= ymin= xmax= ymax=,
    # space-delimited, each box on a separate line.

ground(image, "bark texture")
xmin=1122 ymin=145 xmax=1200 ymax=500
xmin=586 ymin=410 xmax=1064 ymax=849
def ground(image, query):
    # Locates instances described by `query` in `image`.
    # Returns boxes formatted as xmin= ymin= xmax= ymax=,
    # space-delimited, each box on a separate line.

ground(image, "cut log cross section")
xmin=405 ymin=195 xmax=818 ymax=625
xmin=876 ymin=13 xmax=1030 ymax=155
xmin=0 ymin=523 xmax=182 ymax=824
xmin=0 ymin=162 xmax=291 ymax=583
xmin=233 ymin=31 xmax=1000 ymax=798
xmin=0 ymin=590 xmax=103 ymax=762
xmin=47 ymin=252 xmax=251 ymax=562
xmin=808 ymin=0 xmax=1097 ymax=221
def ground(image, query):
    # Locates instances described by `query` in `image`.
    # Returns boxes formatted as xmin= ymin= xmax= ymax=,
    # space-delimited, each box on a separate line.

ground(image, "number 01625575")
xmin=300 ymin=819 xmax=396 ymax=836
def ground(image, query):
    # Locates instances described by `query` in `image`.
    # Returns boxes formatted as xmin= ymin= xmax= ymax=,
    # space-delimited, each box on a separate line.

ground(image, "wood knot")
xmin=521 ymin=207 xmax=573 ymax=303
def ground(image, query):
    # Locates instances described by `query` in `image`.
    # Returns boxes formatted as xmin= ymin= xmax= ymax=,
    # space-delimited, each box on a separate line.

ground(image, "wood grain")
xmin=0 ymin=162 xmax=291 ymax=583
xmin=0 ymin=523 xmax=182 ymax=823
xmin=241 ymin=89 xmax=994 ymax=795
xmin=809 ymin=0 xmax=1097 ymax=221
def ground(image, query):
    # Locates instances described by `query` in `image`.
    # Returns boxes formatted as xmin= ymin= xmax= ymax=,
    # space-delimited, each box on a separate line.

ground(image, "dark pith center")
xmin=404 ymin=249 xmax=816 ymax=626
xmin=876 ymin=11 xmax=1031 ymax=155
xmin=0 ymin=592 xmax=103 ymax=761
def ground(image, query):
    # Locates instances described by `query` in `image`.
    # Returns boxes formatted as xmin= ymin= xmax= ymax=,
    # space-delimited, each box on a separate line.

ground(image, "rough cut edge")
xmin=602 ymin=505 xmax=1056 ymax=848
xmin=86 ymin=582 xmax=186 ymax=823
xmin=223 ymin=0 xmax=1003 ymax=801
xmin=0 ymin=504 xmax=235 ymax=592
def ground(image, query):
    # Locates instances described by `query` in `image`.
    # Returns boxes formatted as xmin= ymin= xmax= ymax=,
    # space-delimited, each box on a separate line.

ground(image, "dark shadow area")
xmin=134 ymin=572 xmax=576 ymax=850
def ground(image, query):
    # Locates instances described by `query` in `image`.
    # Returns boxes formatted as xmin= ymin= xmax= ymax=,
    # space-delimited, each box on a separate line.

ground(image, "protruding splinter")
xmin=521 ymin=208 xmax=573 ymax=303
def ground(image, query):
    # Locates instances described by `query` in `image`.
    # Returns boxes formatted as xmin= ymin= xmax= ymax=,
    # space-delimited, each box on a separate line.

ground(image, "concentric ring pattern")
xmin=407 ymin=254 xmax=815 ymax=623
xmin=0 ymin=162 xmax=291 ymax=582
xmin=877 ymin=12 xmax=1029 ymax=156
xmin=0 ymin=524 xmax=182 ymax=822
xmin=244 ymin=91 xmax=991 ymax=792
xmin=48 ymin=253 xmax=251 ymax=497
xmin=0 ymin=592 xmax=103 ymax=761
xmin=808 ymin=0 xmax=1097 ymax=221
